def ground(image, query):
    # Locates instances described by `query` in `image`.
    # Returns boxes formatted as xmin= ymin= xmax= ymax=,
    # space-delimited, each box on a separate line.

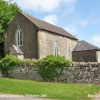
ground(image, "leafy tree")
xmin=0 ymin=0 xmax=21 ymax=57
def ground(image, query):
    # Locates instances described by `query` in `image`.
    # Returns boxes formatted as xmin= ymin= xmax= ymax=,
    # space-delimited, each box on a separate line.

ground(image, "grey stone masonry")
xmin=8 ymin=65 xmax=43 ymax=81
xmin=64 ymin=62 xmax=100 ymax=84
xmin=6 ymin=62 xmax=100 ymax=84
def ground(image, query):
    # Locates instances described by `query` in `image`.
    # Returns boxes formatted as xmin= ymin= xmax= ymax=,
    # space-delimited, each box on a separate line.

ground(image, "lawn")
xmin=0 ymin=78 xmax=100 ymax=100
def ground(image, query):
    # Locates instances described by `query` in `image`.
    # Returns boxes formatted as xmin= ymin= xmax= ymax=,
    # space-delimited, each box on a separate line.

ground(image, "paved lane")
xmin=0 ymin=94 xmax=52 ymax=100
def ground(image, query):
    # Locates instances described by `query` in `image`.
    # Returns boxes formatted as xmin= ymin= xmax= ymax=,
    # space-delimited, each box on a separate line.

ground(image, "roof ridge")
xmin=19 ymin=11 xmax=41 ymax=28
xmin=18 ymin=11 xmax=77 ymax=40
xmin=82 ymin=40 xmax=100 ymax=50
xmin=73 ymin=40 xmax=100 ymax=51
xmin=23 ymin=12 xmax=64 ymax=30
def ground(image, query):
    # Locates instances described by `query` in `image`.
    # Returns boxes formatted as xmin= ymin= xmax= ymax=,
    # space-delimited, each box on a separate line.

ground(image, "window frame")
xmin=67 ymin=44 xmax=72 ymax=59
xmin=16 ymin=29 xmax=23 ymax=46
xmin=54 ymin=41 xmax=59 ymax=56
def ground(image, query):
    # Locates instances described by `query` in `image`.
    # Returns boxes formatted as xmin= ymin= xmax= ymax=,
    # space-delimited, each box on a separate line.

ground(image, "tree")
xmin=0 ymin=0 xmax=21 ymax=57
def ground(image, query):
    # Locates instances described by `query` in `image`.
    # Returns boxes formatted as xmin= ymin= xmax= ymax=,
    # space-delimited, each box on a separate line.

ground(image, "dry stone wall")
xmin=62 ymin=62 xmax=100 ymax=83
xmin=8 ymin=65 xmax=43 ymax=81
xmin=6 ymin=62 xmax=100 ymax=84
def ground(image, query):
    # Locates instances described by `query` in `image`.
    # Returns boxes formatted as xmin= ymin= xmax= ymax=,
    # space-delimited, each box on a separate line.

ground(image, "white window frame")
xmin=54 ymin=41 xmax=59 ymax=56
xmin=16 ymin=29 xmax=23 ymax=46
xmin=67 ymin=44 xmax=72 ymax=59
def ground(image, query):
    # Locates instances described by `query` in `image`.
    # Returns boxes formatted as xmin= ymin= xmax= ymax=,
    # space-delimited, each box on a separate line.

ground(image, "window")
xmin=54 ymin=41 xmax=59 ymax=56
xmin=67 ymin=44 xmax=72 ymax=59
xmin=16 ymin=29 xmax=23 ymax=46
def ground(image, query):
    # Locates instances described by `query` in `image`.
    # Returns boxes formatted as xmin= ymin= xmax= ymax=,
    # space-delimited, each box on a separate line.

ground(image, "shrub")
xmin=0 ymin=55 xmax=37 ymax=77
xmin=37 ymin=55 xmax=72 ymax=81
xmin=0 ymin=54 xmax=2 ymax=59
xmin=0 ymin=55 xmax=21 ymax=77
xmin=22 ymin=59 xmax=37 ymax=66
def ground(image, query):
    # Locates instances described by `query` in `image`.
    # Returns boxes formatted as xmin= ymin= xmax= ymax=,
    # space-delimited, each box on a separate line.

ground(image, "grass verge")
xmin=0 ymin=78 xmax=100 ymax=100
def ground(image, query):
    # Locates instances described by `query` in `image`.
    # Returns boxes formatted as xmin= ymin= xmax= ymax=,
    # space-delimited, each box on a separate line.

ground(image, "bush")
xmin=22 ymin=59 xmax=37 ymax=66
xmin=37 ymin=55 xmax=72 ymax=81
xmin=0 ymin=54 xmax=2 ymax=59
xmin=0 ymin=55 xmax=21 ymax=77
xmin=0 ymin=55 xmax=37 ymax=77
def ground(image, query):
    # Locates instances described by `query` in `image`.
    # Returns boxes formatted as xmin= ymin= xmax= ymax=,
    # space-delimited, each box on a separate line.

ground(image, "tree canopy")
xmin=0 ymin=0 xmax=21 ymax=43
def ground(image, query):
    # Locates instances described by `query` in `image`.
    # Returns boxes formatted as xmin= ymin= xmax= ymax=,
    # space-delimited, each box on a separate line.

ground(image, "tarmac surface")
xmin=0 ymin=97 xmax=52 ymax=100
xmin=1 ymin=93 xmax=99 ymax=100
xmin=0 ymin=94 xmax=52 ymax=100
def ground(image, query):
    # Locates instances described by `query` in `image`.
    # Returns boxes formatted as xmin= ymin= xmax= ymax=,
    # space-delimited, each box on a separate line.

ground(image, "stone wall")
xmin=8 ymin=65 xmax=43 ymax=81
xmin=38 ymin=30 xmax=77 ymax=59
xmin=5 ymin=12 xmax=38 ymax=59
xmin=63 ymin=62 xmax=100 ymax=84
xmin=72 ymin=50 xmax=97 ymax=62
xmin=6 ymin=62 xmax=100 ymax=84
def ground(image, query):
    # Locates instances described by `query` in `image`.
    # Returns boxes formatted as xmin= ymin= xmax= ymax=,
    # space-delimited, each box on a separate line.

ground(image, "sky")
xmin=9 ymin=0 xmax=100 ymax=47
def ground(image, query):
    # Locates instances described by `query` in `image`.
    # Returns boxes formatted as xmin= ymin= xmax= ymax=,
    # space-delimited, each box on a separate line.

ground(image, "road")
xmin=0 ymin=94 xmax=52 ymax=100
xmin=0 ymin=97 xmax=51 ymax=100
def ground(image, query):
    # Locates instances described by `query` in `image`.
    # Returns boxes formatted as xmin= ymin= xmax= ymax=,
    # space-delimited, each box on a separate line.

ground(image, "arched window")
xmin=54 ymin=41 xmax=59 ymax=56
xmin=67 ymin=44 xmax=71 ymax=59
xmin=16 ymin=29 xmax=23 ymax=46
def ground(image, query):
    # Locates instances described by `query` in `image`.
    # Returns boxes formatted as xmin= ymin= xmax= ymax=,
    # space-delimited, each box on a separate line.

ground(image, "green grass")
xmin=0 ymin=78 xmax=100 ymax=100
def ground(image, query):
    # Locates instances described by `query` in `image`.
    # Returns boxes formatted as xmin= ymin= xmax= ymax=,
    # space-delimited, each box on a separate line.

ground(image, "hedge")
xmin=37 ymin=55 xmax=72 ymax=81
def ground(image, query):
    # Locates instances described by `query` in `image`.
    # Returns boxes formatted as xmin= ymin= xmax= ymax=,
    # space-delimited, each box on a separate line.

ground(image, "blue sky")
xmin=11 ymin=0 xmax=100 ymax=47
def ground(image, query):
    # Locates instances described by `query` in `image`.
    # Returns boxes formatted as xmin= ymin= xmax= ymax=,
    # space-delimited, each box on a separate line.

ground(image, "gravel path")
xmin=0 ymin=94 xmax=52 ymax=100
xmin=94 ymin=94 xmax=100 ymax=100
xmin=89 ymin=93 xmax=100 ymax=100
xmin=0 ymin=97 xmax=51 ymax=100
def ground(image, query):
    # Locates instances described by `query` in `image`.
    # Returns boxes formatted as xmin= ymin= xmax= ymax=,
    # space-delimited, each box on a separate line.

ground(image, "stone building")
xmin=72 ymin=40 xmax=100 ymax=62
xmin=5 ymin=11 xmax=77 ymax=59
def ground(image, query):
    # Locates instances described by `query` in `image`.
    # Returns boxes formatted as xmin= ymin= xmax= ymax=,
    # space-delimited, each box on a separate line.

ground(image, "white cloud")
xmin=43 ymin=14 xmax=58 ymax=25
xmin=12 ymin=0 xmax=60 ymax=13
xmin=89 ymin=12 xmax=100 ymax=25
xmin=91 ymin=17 xmax=100 ymax=25
xmin=63 ymin=0 xmax=78 ymax=6
xmin=92 ymin=35 xmax=100 ymax=47
xmin=12 ymin=0 xmax=80 ymax=36
xmin=79 ymin=20 xmax=88 ymax=27
xmin=60 ymin=0 xmax=78 ymax=15
xmin=12 ymin=0 xmax=78 ymax=13
xmin=64 ymin=25 xmax=78 ymax=35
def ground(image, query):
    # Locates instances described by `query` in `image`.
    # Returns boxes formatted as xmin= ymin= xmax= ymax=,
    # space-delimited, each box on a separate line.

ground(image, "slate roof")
xmin=20 ymin=12 xmax=77 ymax=40
xmin=73 ymin=40 xmax=100 ymax=51
xmin=12 ymin=45 xmax=24 ymax=55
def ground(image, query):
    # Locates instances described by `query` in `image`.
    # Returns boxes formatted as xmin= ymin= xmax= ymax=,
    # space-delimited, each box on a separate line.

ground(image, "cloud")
xmin=91 ymin=16 xmax=100 ymax=25
xmin=89 ymin=12 xmax=100 ymax=25
xmin=79 ymin=20 xmax=88 ymax=27
xmin=43 ymin=14 xmax=58 ymax=25
xmin=12 ymin=0 xmax=78 ymax=13
xmin=63 ymin=0 xmax=78 ymax=6
xmin=12 ymin=0 xmax=80 ymax=36
xmin=59 ymin=0 xmax=78 ymax=15
xmin=12 ymin=0 xmax=60 ymax=13
xmin=64 ymin=25 xmax=78 ymax=35
xmin=92 ymin=35 xmax=100 ymax=47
